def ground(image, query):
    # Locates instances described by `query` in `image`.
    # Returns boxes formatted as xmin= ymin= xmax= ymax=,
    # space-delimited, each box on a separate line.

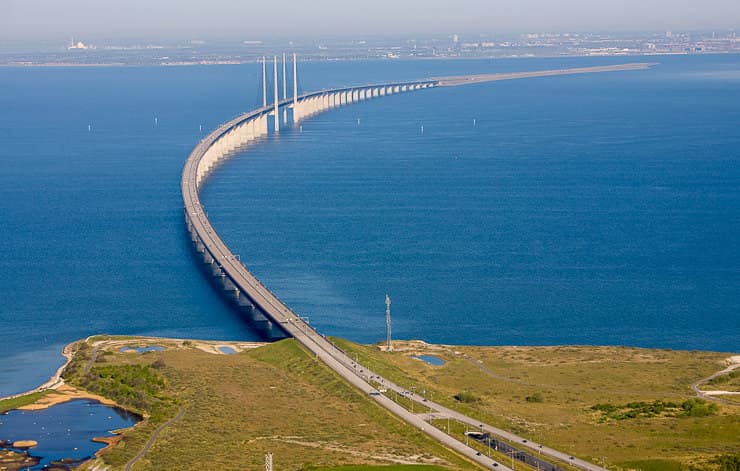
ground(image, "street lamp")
xmin=298 ymin=316 xmax=310 ymax=336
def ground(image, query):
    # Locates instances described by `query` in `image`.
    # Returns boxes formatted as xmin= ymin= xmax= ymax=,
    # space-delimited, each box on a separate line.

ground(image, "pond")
xmin=218 ymin=346 xmax=237 ymax=355
xmin=0 ymin=399 xmax=139 ymax=469
xmin=412 ymin=355 xmax=446 ymax=366
xmin=119 ymin=345 xmax=165 ymax=353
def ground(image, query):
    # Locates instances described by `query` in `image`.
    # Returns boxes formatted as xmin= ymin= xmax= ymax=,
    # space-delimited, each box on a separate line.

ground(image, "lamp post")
xmin=298 ymin=316 xmax=309 ymax=336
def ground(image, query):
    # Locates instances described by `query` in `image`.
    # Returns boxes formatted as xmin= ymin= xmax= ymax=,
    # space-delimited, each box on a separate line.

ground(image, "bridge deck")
xmin=181 ymin=65 xmax=655 ymax=470
xmin=435 ymin=62 xmax=656 ymax=86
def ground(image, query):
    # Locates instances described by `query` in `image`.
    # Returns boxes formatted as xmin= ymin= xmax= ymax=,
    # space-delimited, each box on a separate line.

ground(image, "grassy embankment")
xmin=330 ymin=339 xmax=740 ymax=471
xmin=10 ymin=336 xmax=739 ymax=471
xmin=61 ymin=337 xmax=477 ymax=471
xmin=0 ymin=391 xmax=51 ymax=413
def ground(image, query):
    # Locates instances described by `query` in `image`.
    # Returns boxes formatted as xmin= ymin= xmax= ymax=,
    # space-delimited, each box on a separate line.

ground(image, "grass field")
xmin=11 ymin=336 xmax=737 ymax=470
xmin=330 ymin=339 xmax=740 ymax=471
xmin=65 ymin=338 xmax=478 ymax=471
xmin=0 ymin=391 xmax=50 ymax=413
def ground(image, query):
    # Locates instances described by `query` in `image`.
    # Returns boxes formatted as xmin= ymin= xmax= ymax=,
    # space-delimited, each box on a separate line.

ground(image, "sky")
xmin=1 ymin=0 xmax=739 ymax=41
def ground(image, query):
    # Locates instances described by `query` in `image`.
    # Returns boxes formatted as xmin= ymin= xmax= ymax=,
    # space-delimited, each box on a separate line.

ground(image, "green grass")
xmin=619 ymin=459 xmax=687 ymax=471
xmin=72 ymin=338 xmax=478 ymax=471
xmin=0 ymin=391 xmax=50 ymax=413
xmin=310 ymin=466 xmax=453 ymax=471
xmin=26 ymin=336 xmax=737 ymax=471
xmin=329 ymin=340 xmax=740 ymax=469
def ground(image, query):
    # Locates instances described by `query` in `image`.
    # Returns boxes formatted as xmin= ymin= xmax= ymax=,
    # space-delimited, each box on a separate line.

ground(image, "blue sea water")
xmin=1 ymin=55 xmax=739 ymax=397
xmin=0 ymin=399 xmax=139 ymax=469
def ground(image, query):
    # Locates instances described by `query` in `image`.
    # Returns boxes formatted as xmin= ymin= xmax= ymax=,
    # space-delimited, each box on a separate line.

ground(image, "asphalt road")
xmin=178 ymin=69 xmax=659 ymax=470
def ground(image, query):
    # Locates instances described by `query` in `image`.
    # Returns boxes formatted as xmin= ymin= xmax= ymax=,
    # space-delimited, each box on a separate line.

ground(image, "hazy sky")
xmin=2 ymin=0 xmax=739 ymax=41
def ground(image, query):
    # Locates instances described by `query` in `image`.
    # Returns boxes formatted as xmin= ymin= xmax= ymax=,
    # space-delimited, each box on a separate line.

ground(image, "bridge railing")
xmin=181 ymin=78 xmax=440 ymax=339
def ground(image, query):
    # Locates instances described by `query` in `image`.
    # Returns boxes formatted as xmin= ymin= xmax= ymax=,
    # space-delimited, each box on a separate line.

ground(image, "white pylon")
xmin=282 ymin=53 xmax=288 ymax=124
xmin=262 ymin=56 xmax=267 ymax=108
xmin=293 ymin=53 xmax=298 ymax=106
xmin=273 ymin=56 xmax=279 ymax=133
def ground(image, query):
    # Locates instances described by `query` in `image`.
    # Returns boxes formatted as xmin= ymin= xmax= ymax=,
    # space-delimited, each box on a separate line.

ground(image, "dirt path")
xmin=691 ymin=355 xmax=740 ymax=405
xmin=124 ymin=407 xmax=185 ymax=471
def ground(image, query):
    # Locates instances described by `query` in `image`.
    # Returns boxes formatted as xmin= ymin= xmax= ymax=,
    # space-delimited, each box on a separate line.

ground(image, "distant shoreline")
xmin=1 ymin=50 xmax=738 ymax=68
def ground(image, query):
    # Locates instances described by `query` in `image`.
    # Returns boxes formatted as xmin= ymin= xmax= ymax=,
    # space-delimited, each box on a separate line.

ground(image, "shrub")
xmin=713 ymin=453 xmax=740 ymax=471
xmin=525 ymin=392 xmax=544 ymax=403
xmin=680 ymin=399 xmax=718 ymax=418
xmin=453 ymin=391 xmax=480 ymax=403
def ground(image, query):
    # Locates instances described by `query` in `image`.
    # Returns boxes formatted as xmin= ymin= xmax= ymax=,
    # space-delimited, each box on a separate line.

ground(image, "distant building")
xmin=68 ymin=37 xmax=92 ymax=50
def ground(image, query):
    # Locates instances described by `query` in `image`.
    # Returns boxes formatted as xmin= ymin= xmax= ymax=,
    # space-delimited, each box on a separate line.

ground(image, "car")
xmin=475 ymin=452 xmax=481 ymax=456
xmin=492 ymin=464 xmax=498 ymax=468
xmin=523 ymin=439 xmax=527 ymax=443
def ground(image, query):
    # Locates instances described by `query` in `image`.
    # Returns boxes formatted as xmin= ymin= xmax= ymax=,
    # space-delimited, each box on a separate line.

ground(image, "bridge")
xmin=182 ymin=56 xmax=653 ymax=470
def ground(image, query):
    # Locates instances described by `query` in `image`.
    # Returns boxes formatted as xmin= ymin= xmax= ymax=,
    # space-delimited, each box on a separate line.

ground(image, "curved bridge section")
xmin=180 ymin=63 xmax=651 ymax=470
xmin=182 ymin=79 xmax=438 ymax=338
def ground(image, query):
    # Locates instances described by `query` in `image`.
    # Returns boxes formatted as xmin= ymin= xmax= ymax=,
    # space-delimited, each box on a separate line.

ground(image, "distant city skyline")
xmin=1 ymin=0 xmax=739 ymax=41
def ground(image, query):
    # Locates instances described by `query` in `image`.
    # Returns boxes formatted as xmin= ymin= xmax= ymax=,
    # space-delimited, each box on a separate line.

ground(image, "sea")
xmin=1 ymin=54 xmax=739 ymax=397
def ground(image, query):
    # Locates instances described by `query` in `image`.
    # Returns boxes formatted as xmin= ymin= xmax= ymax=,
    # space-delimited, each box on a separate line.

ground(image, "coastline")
xmin=2 ymin=336 xmax=738 ymax=470
xmin=0 ymin=340 xmax=77 ymax=403
xmin=3 ymin=336 xmax=738 ymax=413
xmin=1 ymin=50 xmax=738 ymax=68
xmin=0 ymin=335 xmax=266 ymax=411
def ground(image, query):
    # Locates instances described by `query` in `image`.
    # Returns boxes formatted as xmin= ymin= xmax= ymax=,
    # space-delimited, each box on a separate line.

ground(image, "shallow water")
xmin=0 ymin=399 xmax=139 ymax=469
xmin=119 ymin=346 xmax=165 ymax=353
xmin=413 ymin=355 xmax=446 ymax=366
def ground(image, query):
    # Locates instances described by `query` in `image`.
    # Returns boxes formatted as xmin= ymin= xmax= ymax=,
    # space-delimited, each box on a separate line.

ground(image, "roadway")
xmin=435 ymin=63 xmax=655 ymax=86
xmin=181 ymin=66 xmax=656 ymax=470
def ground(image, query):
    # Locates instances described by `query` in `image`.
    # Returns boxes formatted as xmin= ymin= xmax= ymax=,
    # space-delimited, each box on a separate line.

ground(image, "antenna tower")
xmin=385 ymin=294 xmax=392 ymax=351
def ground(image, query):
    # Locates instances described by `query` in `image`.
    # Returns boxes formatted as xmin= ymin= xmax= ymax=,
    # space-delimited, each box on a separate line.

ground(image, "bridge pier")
xmin=186 ymin=76 xmax=443 ymax=342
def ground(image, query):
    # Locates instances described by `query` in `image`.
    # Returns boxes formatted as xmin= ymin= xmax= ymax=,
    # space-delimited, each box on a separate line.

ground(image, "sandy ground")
xmin=17 ymin=384 xmax=118 ymax=411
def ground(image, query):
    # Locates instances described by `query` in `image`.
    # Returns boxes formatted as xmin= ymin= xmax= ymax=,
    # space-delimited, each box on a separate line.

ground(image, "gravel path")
xmin=124 ymin=407 xmax=185 ymax=471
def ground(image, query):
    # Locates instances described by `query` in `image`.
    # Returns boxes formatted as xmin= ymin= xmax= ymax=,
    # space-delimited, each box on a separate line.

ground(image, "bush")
xmin=708 ymin=371 xmax=739 ymax=385
xmin=680 ymin=399 xmax=718 ymax=418
xmin=525 ymin=392 xmax=544 ymax=403
xmin=590 ymin=399 xmax=716 ymax=420
xmin=591 ymin=403 xmax=618 ymax=413
xmin=79 ymin=364 xmax=169 ymax=414
xmin=713 ymin=453 xmax=740 ymax=471
xmin=453 ymin=391 xmax=480 ymax=403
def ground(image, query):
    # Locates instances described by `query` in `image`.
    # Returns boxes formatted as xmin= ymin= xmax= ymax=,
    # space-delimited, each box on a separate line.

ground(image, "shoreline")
xmin=1 ymin=50 xmax=738 ymax=68
xmin=0 ymin=335 xmax=266 ymax=409
xmin=3 ymin=336 xmax=738 ymax=412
